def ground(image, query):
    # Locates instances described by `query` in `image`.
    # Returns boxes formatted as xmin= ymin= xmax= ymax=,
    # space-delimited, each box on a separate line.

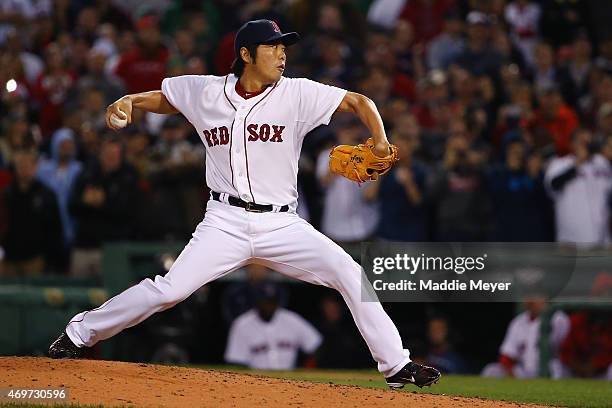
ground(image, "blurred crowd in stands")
xmin=0 ymin=0 xmax=610 ymax=377
xmin=2 ymin=0 xmax=612 ymax=274
xmin=2 ymin=0 xmax=612 ymax=276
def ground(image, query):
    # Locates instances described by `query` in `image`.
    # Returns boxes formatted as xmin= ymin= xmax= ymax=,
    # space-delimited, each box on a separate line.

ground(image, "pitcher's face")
xmin=252 ymin=43 xmax=286 ymax=83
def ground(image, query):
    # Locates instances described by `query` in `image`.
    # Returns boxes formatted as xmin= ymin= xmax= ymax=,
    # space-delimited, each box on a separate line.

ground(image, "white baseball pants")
xmin=66 ymin=199 xmax=410 ymax=377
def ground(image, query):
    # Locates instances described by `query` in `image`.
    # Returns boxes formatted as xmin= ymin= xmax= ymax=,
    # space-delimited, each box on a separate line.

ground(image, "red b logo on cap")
xmin=270 ymin=20 xmax=281 ymax=33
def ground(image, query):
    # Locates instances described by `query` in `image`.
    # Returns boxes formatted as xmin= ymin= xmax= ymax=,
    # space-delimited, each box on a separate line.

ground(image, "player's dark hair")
xmin=231 ymin=44 xmax=259 ymax=77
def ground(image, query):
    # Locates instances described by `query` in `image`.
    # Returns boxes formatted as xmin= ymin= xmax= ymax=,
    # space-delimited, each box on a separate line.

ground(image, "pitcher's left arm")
xmin=336 ymin=92 xmax=390 ymax=158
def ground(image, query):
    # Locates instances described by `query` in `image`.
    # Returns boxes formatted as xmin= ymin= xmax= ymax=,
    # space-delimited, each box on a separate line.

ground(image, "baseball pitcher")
xmin=49 ymin=19 xmax=440 ymax=389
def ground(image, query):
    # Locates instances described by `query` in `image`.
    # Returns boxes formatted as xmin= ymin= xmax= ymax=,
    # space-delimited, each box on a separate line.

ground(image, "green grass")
xmin=199 ymin=366 xmax=612 ymax=408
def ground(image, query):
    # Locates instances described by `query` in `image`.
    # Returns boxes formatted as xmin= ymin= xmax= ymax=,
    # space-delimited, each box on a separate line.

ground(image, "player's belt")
xmin=211 ymin=191 xmax=289 ymax=213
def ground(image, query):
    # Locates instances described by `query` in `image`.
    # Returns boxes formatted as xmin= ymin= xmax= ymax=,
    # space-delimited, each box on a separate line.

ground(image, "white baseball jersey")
xmin=499 ymin=310 xmax=570 ymax=377
xmin=225 ymin=308 xmax=322 ymax=370
xmin=544 ymin=154 xmax=612 ymax=244
xmin=65 ymin=73 xmax=413 ymax=380
xmin=161 ymin=74 xmax=347 ymax=207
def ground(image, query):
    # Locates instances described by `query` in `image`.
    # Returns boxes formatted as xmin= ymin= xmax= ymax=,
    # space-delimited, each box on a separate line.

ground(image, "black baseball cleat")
xmin=48 ymin=332 xmax=84 ymax=359
xmin=385 ymin=361 xmax=441 ymax=389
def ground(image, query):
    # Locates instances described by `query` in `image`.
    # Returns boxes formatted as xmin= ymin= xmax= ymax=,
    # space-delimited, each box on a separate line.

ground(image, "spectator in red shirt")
xmin=213 ymin=31 xmax=236 ymax=76
xmin=412 ymin=69 xmax=449 ymax=130
xmin=32 ymin=43 xmax=77 ymax=138
xmin=531 ymin=83 xmax=578 ymax=156
xmin=114 ymin=15 xmax=169 ymax=94
xmin=399 ymin=0 xmax=455 ymax=45
xmin=363 ymin=31 xmax=416 ymax=102
xmin=559 ymin=311 xmax=612 ymax=379
xmin=559 ymin=273 xmax=612 ymax=379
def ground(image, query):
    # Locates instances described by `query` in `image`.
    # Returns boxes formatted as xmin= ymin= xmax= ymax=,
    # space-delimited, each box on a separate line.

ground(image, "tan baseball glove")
xmin=329 ymin=137 xmax=399 ymax=184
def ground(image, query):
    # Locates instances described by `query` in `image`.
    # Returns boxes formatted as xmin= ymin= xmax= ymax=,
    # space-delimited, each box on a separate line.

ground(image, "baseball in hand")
xmin=110 ymin=110 xmax=128 ymax=128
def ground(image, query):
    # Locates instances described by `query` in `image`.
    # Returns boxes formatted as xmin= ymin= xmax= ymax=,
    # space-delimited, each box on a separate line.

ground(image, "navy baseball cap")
xmin=234 ymin=19 xmax=300 ymax=58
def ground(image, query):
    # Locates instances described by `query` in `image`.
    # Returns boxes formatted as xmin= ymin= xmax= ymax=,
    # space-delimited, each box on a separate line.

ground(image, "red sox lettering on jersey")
xmin=202 ymin=124 xmax=285 ymax=146
xmin=247 ymin=124 xmax=285 ymax=142
xmin=202 ymin=126 xmax=230 ymax=146
xmin=161 ymin=74 xmax=346 ymax=206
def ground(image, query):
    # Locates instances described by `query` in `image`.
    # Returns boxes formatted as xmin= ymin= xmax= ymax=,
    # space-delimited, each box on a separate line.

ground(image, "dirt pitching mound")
xmin=1 ymin=357 xmax=547 ymax=407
